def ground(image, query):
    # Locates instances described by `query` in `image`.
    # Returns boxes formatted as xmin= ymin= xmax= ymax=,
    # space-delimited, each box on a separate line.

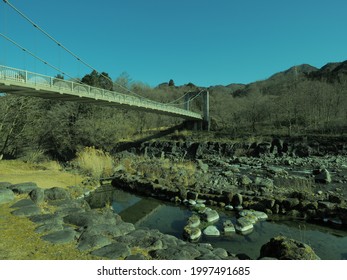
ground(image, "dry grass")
xmin=117 ymin=156 xmax=197 ymax=187
xmin=0 ymin=160 xmax=84 ymax=189
xmin=0 ymin=160 xmax=103 ymax=259
xmin=0 ymin=201 xmax=102 ymax=260
xmin=73 ymin=147 xmax=114 ymax=179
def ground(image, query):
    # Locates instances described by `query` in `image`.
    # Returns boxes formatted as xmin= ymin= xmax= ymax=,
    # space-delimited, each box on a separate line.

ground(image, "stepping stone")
xmin=235 ymin=217 xmax=254 ymax=235
xmin=203 ymin=225 xmax=220 ymax=236
xmin=91 ymin=242 xmax=131 ymax=259
xmin=223 ymin=220 xmax=236 ymax=233
xmin=41 ymin=229 xmax=76 ymax=244
xmin=239 ymin=209 xmax=268 ymax=221
xmin=183 ymin=226 xmax=201 ymax=241
xmin=187 ymin=214 xmax=200 ymax=228
xmin=0 ymin=188 xmax=15 ymax=205
xmin=225 ymin=205 xmax=234 ymax=211
xmin=202 ymin=209 xmax=219 ymax=223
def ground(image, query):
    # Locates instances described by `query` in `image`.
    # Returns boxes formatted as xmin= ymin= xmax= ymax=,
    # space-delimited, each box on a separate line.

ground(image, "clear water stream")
xmin=106 ymin=187 xmax=347 ymax=260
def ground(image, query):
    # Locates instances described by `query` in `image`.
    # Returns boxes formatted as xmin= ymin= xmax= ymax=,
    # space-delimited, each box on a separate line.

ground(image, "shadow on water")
xmin=87 ymin=186 xmax=347 ymax=260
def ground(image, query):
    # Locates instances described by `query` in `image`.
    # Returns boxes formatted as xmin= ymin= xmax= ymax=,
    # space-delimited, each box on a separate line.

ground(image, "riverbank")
xmin=1 ymin=133 xmax=346 ymax=260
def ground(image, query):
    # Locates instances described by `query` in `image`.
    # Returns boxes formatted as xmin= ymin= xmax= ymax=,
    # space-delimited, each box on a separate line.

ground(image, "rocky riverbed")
xmin=112 ymin=136 xmax=347 ymax=229
xmin=1 ymin=135 xmax=346 ymax=259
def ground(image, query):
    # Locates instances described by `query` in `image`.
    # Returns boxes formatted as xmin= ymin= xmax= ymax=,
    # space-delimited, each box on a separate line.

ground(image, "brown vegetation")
xmin=1 ymin=61 xmax=346 ymax=161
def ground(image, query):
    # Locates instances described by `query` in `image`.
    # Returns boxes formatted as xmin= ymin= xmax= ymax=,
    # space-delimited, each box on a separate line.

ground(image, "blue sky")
xmin=1 ymin=0 xmax=346 ymax=87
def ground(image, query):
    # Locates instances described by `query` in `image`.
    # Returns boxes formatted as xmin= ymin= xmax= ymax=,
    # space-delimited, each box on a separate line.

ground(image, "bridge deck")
xmin=0 ymin=65 xmax=202 ymax=120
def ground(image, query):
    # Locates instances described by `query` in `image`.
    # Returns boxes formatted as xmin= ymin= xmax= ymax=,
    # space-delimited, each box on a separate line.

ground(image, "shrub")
xmin=74 ymin=147 xmax=113 ymax=179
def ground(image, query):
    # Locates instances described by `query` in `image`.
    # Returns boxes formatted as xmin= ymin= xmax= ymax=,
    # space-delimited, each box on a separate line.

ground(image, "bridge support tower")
xmin=184 ymin=90 xmax=210 ymax=131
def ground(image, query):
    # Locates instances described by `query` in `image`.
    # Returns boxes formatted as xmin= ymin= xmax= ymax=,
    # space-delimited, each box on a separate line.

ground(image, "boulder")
xmin=0 ymin=188 xmax=15 ymax=205
xmin=91 ymin=242 xmax=131 ymax=259
xmin=41 ymin=228 xmax=76 ymax=244
xmin=29 ymin=188 xmax=45 ymax=204
xmin=44 ymin=187 xmax=71 ymax=201
xmin=9 ymin=182 xmax=38 ymax=194
xmin=35 ymin=222 xmax=64 ymax=234
xmin=235 ymin=217 xmax=254 ymax=234
xmin=259 ymin=236 xmax=320 ymax=260
xmin=11 ymin=199 xmax=41 ymax=217
xmin=0 ymin=182 xmax=12 ymax=189
xmin=313 ymin=168 xmax=332 ymax=183
xmin=202 ymin=209 xmax=219 ymax=223
xmin=10 ymin=199 xmax=36 ymax=208
xmin=151 ymin=245 xmax=201 ymax=260
xmin=183 ymin=226 xmax=202 ymax=241
xmin=187 ymin=214 xmax=200 ymax=228
xmin=223 ymin=220 xmax=235 ymax=233
xmin=239 ymin=209 xmax=268 ymax=221
xmin=77 ymin=234 xmax=113 ymax=251
xmin=115 ymin=229 xmax=166 ymax=251
xmin=225 ymin=205 xmax=234 ymax=211
xmin=203 ymin=225 xmax=220 ymax=236
xmin=232 ymin=193 xmax=243 ymax=207
xmin=63 ymin=209 xmax=121 ymax=227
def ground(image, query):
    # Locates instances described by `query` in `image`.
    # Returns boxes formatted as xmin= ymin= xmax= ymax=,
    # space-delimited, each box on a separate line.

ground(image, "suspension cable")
xmin=2 ymin=0 xmax=159 ymax=101
xmin=2 ymin=0 xmax=201 ymax=108
xmin=0 ymin=32 xmax=81 ymax=82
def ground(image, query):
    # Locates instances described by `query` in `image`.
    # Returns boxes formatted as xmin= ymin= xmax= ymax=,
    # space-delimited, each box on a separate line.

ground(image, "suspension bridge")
xmin=0 ymin=0 xmax=210 ymax=129
xmin=0 ymin=64 xmax=206 ymax=120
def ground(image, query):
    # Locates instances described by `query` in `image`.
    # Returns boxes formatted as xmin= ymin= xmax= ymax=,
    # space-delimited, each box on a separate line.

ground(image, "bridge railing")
xmin=0 ymin=65 xmax=202 ymax=119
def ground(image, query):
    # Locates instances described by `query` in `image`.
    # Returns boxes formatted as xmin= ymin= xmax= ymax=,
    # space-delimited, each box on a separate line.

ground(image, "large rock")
xmin=115 ymin=229 xmax=167 ymax=251
xmin=91 ymin=242 xmax=131 ymax=259
xmin=0 ymin=188 xmax=15 ymax=204
xmin=202 ymin=209 xmax=219 ymax=223
xmin=232 ymin=193 xmax=243 ymax=207
xmin=235 ymin=217 xmax=254 ymax=234
xmin=10 ymin=199 xmax=41 ymax=217
xmin=203 ymin=225 xmax=220 ymax=236
xmin=187 ymin=214 xmax=200 ymax=228
xmin=9 ymin=182 xmax=38 ymax=194
xmin=80 ymin=223 xmax=135 ymax=239
xmin=44 ymin=187 xmax=71 ymax=201
xmin=0 ymin=182 xmax=12 ymax=189
xmin=183 ymin=226 xmax=201 ymax=241
xmin=223 ymin=220 xmax=235 ymax=233
xmin=63 ymin=209 xmax=121 ymax=227
xmin=313 ymin=168 xmax=332 ymax=183
xmin=29 ymin=188 xmax=45 ymax=204
xmin=41 ymin=228 xmax=76 ymax=244
xmin=151 ymin=245 xmax=201 ymax=260
xmin=259 ymin=236 xmax=320 ymax=260
xmin=239 ymin=209 xmax=268 ymax=222
xmin=77 ymin=234 xmax=113 ymax=251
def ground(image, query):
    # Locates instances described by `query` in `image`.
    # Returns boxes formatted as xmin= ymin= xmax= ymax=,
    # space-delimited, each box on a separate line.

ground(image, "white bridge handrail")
xmin=0 ymin=65 xmax=202 ymax=119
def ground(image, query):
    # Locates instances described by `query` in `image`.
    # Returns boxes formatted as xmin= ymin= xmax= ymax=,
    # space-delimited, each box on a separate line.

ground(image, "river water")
xmin=104 ymin=187 xmax=347 ymax=260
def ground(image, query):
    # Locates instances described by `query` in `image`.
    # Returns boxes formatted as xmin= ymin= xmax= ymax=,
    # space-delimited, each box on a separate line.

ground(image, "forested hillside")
xmin=1 ymin=60 xmax=346 ymax=161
